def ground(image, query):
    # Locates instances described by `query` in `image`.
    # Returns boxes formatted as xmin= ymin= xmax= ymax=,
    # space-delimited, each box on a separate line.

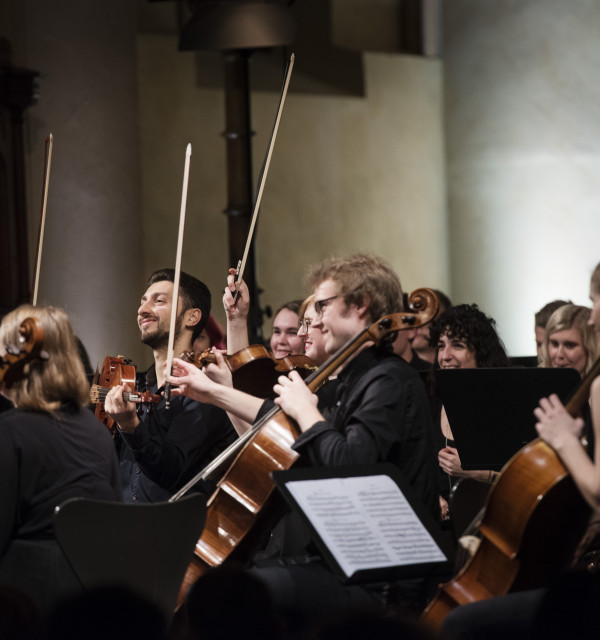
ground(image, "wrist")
xmin=117 ymin=416 xmax=140 ymax=434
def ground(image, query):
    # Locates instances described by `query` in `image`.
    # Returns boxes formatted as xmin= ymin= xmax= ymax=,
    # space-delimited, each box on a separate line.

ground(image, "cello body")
xmin=422 ymin=438 xmax=590 ymax=629
xmin=177 ymin=410 xmax=300 ymax=604
xmin=422 ymin=357 xmax=600 ymax=629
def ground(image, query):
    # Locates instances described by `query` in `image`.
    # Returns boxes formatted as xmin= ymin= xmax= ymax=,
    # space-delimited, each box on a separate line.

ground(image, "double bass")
xmin=172 ymin=287 xmax=439 ymax=606
xmin=421 ymin=357 xmax=600 ymax=630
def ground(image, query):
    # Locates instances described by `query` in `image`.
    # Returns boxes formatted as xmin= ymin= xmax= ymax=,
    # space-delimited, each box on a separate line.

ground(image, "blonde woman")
xmin=539 ymin=304 xmax=598 ymax=377
xmin=0 ymin=305 xmax=121 ymax=612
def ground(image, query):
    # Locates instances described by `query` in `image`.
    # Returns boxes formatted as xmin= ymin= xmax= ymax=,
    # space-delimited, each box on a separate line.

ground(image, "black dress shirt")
xmin=118 ymin=365 xmax=237 ymax=503
xmin=292 ymin=346 xmax=439 ymax=518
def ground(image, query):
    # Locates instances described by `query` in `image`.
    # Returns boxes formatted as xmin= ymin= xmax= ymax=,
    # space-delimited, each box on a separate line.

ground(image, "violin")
xmin=181 ymin=345 xmax=316 ymax=399
xmin=421 ymin=356 xmax=600 ymax=630
xmin=90 ymin=356 xmax=160 ymax=436
xmin=0 ymin=317 xmax=47 ymax=389
xmin=173 ymin=287 xmax=439 ymax=607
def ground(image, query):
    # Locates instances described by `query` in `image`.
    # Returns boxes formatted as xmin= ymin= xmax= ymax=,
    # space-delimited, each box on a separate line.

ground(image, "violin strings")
xmin=89 ymin=385 xmax=141 ymax=403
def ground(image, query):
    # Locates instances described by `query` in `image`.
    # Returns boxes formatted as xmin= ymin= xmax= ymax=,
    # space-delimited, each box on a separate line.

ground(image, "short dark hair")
xmin=147 ymin=269 xmax=211 ymax=341
xmin=428 ymin=303 xmax=510 ymax=368
xmin=274 ymin=299 xmax=303 ymax=319
xmin=535 ymin=299 xmax=571 ymax=328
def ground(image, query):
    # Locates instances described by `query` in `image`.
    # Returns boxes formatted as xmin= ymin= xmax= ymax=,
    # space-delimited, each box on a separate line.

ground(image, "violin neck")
xmin=89 ymin=385 xmax=143 ymax=405
xmin=122 ymin=391 xmax=143 ymax=403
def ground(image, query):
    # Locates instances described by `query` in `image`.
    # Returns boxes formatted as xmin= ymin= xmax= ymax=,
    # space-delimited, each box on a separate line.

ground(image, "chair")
xmin=52 ymin=493 xmax=206 ymax=621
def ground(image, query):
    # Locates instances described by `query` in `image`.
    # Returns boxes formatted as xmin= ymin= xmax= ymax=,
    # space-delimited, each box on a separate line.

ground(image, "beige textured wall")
xmin=137 ymin=34 xmax=449 ymax=335
xmin=445 ymin=0 xmax=600 ymax=356
xmin=7 ymin=0 xmax=145 ymax=368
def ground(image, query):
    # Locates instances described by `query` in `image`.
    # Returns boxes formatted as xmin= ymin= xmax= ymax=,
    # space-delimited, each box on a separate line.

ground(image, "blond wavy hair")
xmin=306 ymin=254 xmax=403 ymax=324
xmin=0 ymin=305 xmax=90 ymax=411
xmin=540 ymin=304 xmax=598 ymax=376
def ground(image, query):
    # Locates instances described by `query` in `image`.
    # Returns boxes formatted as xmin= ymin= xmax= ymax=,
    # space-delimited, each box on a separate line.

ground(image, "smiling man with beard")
xmin=104 ymin=268 xmax=236 ymax=503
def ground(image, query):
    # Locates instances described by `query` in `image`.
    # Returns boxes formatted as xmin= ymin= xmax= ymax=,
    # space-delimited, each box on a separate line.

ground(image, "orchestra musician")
xmin=0 ymin=304 xmax=122 ymax=613
xmin=534 ymin=299 xmax=571 ymax=362
xmin=428 ymin=304 xmax=511 ymax=519
xmin=170 ymin=254 xmax=440 ymax=622
xmin=440 ymin=262 xmax=600 ymax=640
xmin=539 ymin=303 xmax=598 ymax=377
xmin=103 ymin=268 xmax=236 ymax=503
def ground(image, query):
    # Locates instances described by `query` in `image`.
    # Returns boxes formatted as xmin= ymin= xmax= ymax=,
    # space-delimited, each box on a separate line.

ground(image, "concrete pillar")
xmin=444 ymin=0 xmax=600 ymax=355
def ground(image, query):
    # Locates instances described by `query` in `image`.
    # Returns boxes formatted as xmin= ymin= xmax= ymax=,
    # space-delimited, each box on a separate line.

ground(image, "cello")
xmin=171 ymin=287 xmax=439 ymax=607
xmin=0 ymin=317 xmax=47 ymax=388
xmin=421 ymin=356 xmax=600 ymax=630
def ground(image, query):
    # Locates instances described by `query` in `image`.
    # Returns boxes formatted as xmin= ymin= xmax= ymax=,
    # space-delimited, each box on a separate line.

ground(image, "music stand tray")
xmin=435 ymin=367 xmax=580 ymax=471
xmin=272 ymin=463 xmax=451 ymax=584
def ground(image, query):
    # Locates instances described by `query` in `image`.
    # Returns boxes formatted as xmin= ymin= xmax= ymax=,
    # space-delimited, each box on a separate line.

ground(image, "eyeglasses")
xmin=314 ymin=295 xmax=339 ymax=317
xmin=298 ymin=318 xmax=312 ymax=331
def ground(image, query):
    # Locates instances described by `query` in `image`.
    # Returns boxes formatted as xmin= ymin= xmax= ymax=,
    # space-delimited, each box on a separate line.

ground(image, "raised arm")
xmin=223 ymin=268 xmax=251 ymax=354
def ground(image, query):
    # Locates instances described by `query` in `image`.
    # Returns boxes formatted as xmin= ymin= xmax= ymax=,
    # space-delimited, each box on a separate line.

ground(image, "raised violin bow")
xmin=31 ymin=134 xmax=53 ymax=306
xmin=164 ymin=143 xmax=192 ymax=409
xmin=232 ymin=53 xmax=295 ymax=304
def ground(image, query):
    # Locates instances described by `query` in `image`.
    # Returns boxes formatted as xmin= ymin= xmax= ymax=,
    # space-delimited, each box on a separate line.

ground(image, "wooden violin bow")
xmin=31 ymin=134 xmax=53 ymax=306
xmin=232 ymin=53 xmax=295 ymax=304
xmin=164 ymin=143 xmax=192 ymax=409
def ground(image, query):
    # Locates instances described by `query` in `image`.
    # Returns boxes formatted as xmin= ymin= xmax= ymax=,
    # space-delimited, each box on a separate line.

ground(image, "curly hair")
xmin=428 ymin=304 xmax=510 ymax=368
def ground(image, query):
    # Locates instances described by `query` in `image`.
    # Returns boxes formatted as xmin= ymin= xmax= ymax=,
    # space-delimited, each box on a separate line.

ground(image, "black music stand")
xmin=53 ymin=493 xmax=206 ymax=621
xmin=272 ymin=463 xmax=451 ymax=584
xmin=435 ymin=367 xmax=580 ymax=471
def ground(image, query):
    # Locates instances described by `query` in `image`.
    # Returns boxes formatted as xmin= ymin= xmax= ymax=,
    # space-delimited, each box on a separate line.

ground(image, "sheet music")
xmin=285 ymin=474 xmax=447 ymax=578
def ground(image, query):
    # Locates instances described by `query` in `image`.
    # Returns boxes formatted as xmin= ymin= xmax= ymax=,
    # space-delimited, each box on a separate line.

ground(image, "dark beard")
xmin=141 ymin=313 xmax=184 ymax=350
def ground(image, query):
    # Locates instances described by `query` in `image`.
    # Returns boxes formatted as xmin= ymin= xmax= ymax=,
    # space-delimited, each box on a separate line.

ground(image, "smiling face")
xmin=270 ymin=308 xmax=304 ymax=359
xmin=137 ymin=281 xmax=183 ymax=350
xmin=437 ymin=333 xmax=478 ymax=369
xmin=547 ymin=327 xmax=587 ymax=375
xmin=298 ymin=303 xmax=328 ymax=366
xmin=312 ymin=279 xmax=366 ymax=355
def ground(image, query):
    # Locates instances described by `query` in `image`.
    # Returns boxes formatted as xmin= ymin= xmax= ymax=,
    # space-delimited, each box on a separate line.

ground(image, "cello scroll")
xmin=0 ymin=317 xmax=48 ymax=389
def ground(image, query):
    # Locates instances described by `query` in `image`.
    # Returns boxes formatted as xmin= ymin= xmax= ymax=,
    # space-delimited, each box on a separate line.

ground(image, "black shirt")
xmin=118 ymin=365 xmax=237 ymax=503
xmin=291 ymin=346 xmax=439 ymax=519
xmin=0 ymin=405 xmax=122 ymax=559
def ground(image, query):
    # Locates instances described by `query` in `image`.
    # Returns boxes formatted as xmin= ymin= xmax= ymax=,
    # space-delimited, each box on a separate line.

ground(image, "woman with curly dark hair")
xmin=428 ymin=304 xmax=510 ymax=519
